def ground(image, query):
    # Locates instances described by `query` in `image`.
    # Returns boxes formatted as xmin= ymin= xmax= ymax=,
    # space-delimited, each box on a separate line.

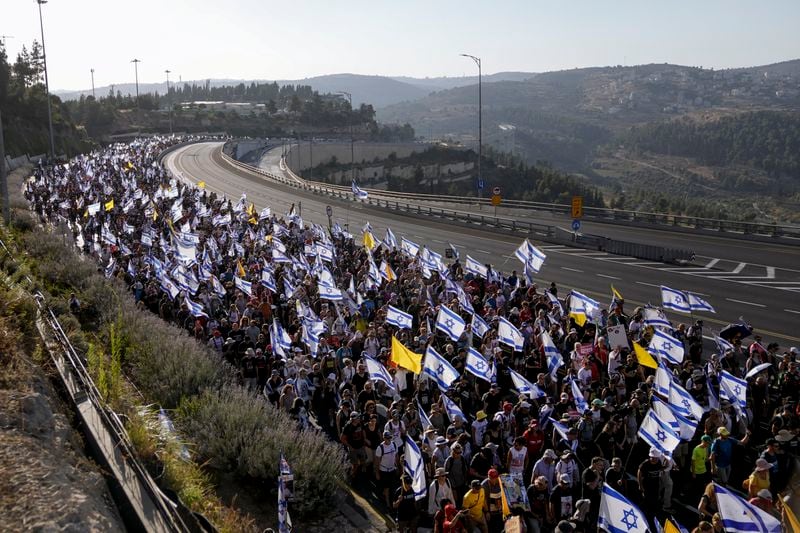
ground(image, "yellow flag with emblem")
xmin=633 ymin=341 xmax=658 ymax=369
xmin=390 ymin=336 xmax=421 ymax=374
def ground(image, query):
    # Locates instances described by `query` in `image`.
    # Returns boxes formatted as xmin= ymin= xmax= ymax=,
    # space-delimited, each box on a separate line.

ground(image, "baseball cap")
xmin=488 ymin=468 xmax=500 ymax=479
xmin=701 ymin=435 xmax=713 ymax=443
xmin=558 ymin=473 xmax=571 ymax=484
xmin=543 ymin=449 xmax=557 ymax=460
xmin=717 ymin=427 xmax=730 ymax=437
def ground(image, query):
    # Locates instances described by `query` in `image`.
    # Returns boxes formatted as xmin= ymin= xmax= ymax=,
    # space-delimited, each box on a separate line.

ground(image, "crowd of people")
xmin=25 ymin=137 xmax=798 ymax=533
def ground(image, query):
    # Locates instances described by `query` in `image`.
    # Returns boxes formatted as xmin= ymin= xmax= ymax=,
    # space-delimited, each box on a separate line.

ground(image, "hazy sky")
xmin=4 ymin=0 xmax=799 ymax=91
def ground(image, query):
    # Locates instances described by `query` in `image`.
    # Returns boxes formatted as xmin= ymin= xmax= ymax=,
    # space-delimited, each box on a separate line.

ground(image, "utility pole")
xmin=131 ymin=59 xmax=141 ymax=127
xmin=90 ymin=68 xmax=95 ymax=99
xmin=165 ymin=69 xmax=173 ymax=134
xmin=0 ymin=109 xmax=9 ymax=222
xmin=37 ymin=0 xmax=55 ymax=159
xmin=338 ymin=91 xmax=355 ymax=183
xmin=461 ymin=54 xmax=482 ymax=203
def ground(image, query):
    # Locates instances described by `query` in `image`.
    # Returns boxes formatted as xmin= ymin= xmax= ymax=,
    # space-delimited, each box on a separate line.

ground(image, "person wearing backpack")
xmin=375 ymin=431 xmax=400 ymax=507
xmin=445 ymin=442 xmax=469 ymax=504
xmin=428 ymin=467 xmax=455 ymax=516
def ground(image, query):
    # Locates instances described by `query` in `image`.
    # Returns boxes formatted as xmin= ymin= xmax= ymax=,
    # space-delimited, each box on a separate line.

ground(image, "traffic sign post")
xmin=326 ymin=205 xmax=332 ymax=229
xmin=571 ymin=195 xmax=583 ymax=219
xmin=477 ymin=179 xmax=485 ymax=190
xmin=572 ymin=219 xmax=581 ymax=232
xmin=492 ymin=186 xmax=501 ymax=196
xmin=491 ymin=190 xmax=501 ymax=216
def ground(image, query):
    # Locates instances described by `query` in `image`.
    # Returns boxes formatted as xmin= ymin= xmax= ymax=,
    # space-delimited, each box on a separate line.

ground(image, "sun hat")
xmin=757 ymin=489 xmax=773 ymax=500
xmin=544 ymin=449 xmax=557 ymax=460
xmin=755 ymin=458 xmax=771 ymax=472
xmin=558 ymin=473 xmax=571 ymax=484
xmin=435 ymin=467 xmax=448 ymax=477
xmin=476 ymin=410 xmax=487 ymax=421
xmin=435 ymin=436 xmax=447 ymax=446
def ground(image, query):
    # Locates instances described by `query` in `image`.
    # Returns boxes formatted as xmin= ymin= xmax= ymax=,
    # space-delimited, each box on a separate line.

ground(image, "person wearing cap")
xmin=341 ymin=411 xmax=367 ymax=479
xmin=748 ymin=489 xmax=776 ymax=517
xmin=432 ymin=435 xmax=450 ymax=470
xmin=469 ymin=443 xmax=498 ymax=480
xmin=745 ymin=458 xmax=772 ymax=499
xmin=375 ymin=430 xmax=400 ymax=507
xmin=553 ymin=392 xmax=574 ymax=421
xmin=555 ymin=449 xmax=579 ymax=490
xmin=461 ymin=479 xmax=488 ymax=533
xmin=472 ymin=410 xmax=488 ymax=449
xmin=526 ymin=475 xmax=551 ymax=533
xmin=393 ymin=474 xmax=419 ymax=533
xmin=445 ymin=442 xmax=469 ymax=504
xmin=532 ymin=449 xmax=558 ymax=493
xmin=481 ymin=469 xmax=504 ymax=530
xmin=549 ymin=473 xmax=577 ymax=524
xmin=523 ymin=419 xmax=545 ymax=460
xmin=710 ymin=425 xmax=751 ymax=485
xmin=638 ymin=448 xmax=666 ymax=518
xmin=385 ymin=408 xmax=407 ymax=451
xmin=493 ymin=401 xmax=516 ymax=448
xmin=427 ymin=467 xmax=454 ymax=517
xmin=691 ymin=435 xmax=714 ymax=492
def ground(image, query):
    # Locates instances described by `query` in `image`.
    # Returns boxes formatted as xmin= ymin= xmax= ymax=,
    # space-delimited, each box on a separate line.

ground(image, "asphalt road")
xmin=165 ymin=142 xmax=800 ymax=346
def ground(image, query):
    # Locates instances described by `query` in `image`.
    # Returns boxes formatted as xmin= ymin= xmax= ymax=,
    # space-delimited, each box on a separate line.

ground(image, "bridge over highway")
xmin=164 ymin=142 xmax=800 ymax=346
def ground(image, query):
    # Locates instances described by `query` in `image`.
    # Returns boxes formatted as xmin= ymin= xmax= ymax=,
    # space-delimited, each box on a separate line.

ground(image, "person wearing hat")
xmin=527 ymin=475 xmax=551 ymax=533
xmin=549 ymin=473 xmax=577 ymax=524
xmin=745 ymin=458 xmax=772 ymax=499
xmin=493 ymin=401 xmax=516 ymax=448
xmin=748 ymin=489 xmax=775 ymax=516
xmin=445 ymin=442 xmax=469 ymax=504
xmin=393 ymin=474 xmax=419 ymax=533
xmin=555 ymin=450 xmax=579 ymax=490
xmin=461 ymin=479 xmax=489 ymax=533
xmin=691 ymin=435 xmax=714 ymax=494
xmin=469 ymin=443 xmax=498 ymax=480
xmin=553 ymin=392 xmax=574 ymax=420
xmin=341 ymin=411 xmax=367 ymax=479
xmin=374 ymin=430 xmax=400 ymax=507
xmin=710 ymin=425 xmax=751 ymax=485
xmin=472 ymin=410 xmax=488 ymax=449
xmin=482 ymin=469 xmax=504 ymax=530
xmin=523 ymin=419 xmax=545 ymax=460
xmin=638 ymin=448 xmax=666 ymax=518
xmin=432 ymin=435 xmax=450 ymax=470
xmin=532 ymin=449 xmax=558 ymax=493
xmin=427 ymin=466 xmax=454 ymax=517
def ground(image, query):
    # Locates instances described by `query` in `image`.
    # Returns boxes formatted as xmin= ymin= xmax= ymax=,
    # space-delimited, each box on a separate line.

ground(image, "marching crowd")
xmin=25 ymin=137 xmax=798 ymax=533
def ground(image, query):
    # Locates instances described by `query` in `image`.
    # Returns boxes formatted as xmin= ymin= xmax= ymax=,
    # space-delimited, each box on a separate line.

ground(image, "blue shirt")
xmin=710 ymin=437 xmax=738 ymax=468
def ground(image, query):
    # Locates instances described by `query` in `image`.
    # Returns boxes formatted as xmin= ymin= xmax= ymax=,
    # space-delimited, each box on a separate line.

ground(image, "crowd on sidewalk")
xmin=25 ymin=137 xmax=798 ymax=532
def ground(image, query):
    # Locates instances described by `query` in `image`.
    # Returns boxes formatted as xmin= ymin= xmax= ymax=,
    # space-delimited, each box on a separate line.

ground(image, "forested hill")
xmin=623 ymin=111 xmax=800 ymax=178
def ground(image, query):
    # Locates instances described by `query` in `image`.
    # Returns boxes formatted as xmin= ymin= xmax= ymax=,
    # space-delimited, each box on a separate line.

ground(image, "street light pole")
xmin=165 ymin=69 xmax=173 ymax=135
xmin=338 ymin=91 xmax=354 ymax=184
xmin=36 ymin=0 xmax=55 ymax=159
xmin=131 ymin=58 xmax=141 ymax=103
xmin=90 ymin=68 xmax=95 ymax=99
xmin=460 ymin=53 xmax=482 ymax=202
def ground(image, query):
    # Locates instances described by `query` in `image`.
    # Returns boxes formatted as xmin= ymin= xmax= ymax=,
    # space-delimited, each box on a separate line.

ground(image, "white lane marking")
xmin=704 ymin=258 xmax=720 ymax=269
xmin=476 ymin=249 xmax=491 ymax=255
xmin=636 ymin=281 xmax=662 ymax=288
xmin=628 ymin=262 xmax=665 ymax=266
xmin=725 ymin=298 xmax=766 ymax=308
xmin=732 ymin=262 xmax=747 ymax=274
xmin=784 ymin=309 xmax=800 ymax=315
xmin=744 ymin=280 xmax=800 ymax=285
xmin=572 ymin=252 xmax=609 ymax=257
xmin=431 ymin=239 xmax=445 ymax=244
xmin=596 ymin=274 xmax=621 ymax=280
xmin=767 ymin=267 xmax=776 ymax=279
xmin=561 ymin=267 xmax=584 ymax=273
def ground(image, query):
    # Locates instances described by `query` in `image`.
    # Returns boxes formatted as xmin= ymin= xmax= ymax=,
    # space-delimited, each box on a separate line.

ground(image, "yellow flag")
xmin=104 ymin=199 xmax=114 ymax=211
xmin=236 ymin=260 xmax=246 ymax=277
xmin=363 ymin=231 xmax=376 ymax=250
xmin=663 ymin=519 xmax=681 ymax=533
xmin=498 ymin=476 xmax=512 ymax=519
xmin=633 ymin=341 xmax=658 ymax=369
xmin=152 ymin=204 xmax=159 ymax=221
xmin=83 ymin=209 xmax=88 ymax=219
xmin=247 ymin=202 xmax=256 ymax=216
xmin=197 ymin=181 xmax=206 ymax=189
xmin=248 ymin=216 xmax=258 ymax=225
xmin=611 ymin=284 xmax=623 ymax=301
xmin=569 ymin=311 xmax=587 ymax=327
xmin=384 ymin=261 xmax=396 ymax=282
xmin=785 ymin=505 xmax=800 ymax=533
xmin=390 ymin=336 xmax=422 ymax=374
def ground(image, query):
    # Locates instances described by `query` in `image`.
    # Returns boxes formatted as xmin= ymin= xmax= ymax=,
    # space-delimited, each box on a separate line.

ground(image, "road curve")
xmin=164 ymin=142 xmax=800 ymax=345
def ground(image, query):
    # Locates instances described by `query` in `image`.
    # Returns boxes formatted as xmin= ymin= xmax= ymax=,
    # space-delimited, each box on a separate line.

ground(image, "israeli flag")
xmin=272 ymin=248 xmax=292 ymax=263
xmin=448 ymin=242 xmax=460 ymax=260
xmin=655 ymin=364 xmax=672 ymax=398
xmin=436 ymin=305 xmax=466 ymax=342
xmin=546 ymin=291 xmax=564 ymax=315
xmin=418 ymin=403 xmax=434 ymax=432
xmin=651 ymin=395 xmax=682 ymax=436
xmin=234 ymin=276 xmax=252 ymax=297
xmin=441 ymin=392 xmax=466 ymax=421
xmin=637 ymin=409 xmax=680 ymax=455
xmin=351 ymin=180 xmax=368 ymax=200
xmin=497 ymin=317 xmax=524 ymax=351
xmin=363 ymin=356 xmax=395 ymax=390
xmin=259 ymin=206 xmax=271 ymax=220
xmin=719 ymin=370 xmax=747 ymax=413
xmin=598 ymin=483 xmax=650 ymax=533
xmin=465 ymin=348 xmax=495 ymax=383
xmin=403 ymin=437 xmax=428 ymax=500
xmin=541 ymin=331 xmax=564 ymax=378
xmin=386 ymin=305 xmax=413 ymax=329
xmin=509 ymin=368 xmax=546 ymax=399
xmin=569 ymin=290 xmax=601 ymax=321
xmin=456 ymin=287 xmax=474 ymax=315
xmin=661 ymin=285 xmax=691 ymax=313
xmin=400 ymin=237 xmax=420 ymax=258
xmin=422 ymin=345 xmax=460 ymax=391
xmin=318 ymin=284 xmax=343 ymax=301
xmin=271 ymin=320 xmax=292 ymax=357
xmin=183 ymin=295 xmax=208 ymax=318
xmin=714 ymin=483 xmax=781 ymax=533
xmin=464 ymin=255 xmax=488 ymax=278
xmin=649 ymin=329 xmax=685 ymax=365
xmin=669 ymin=380 xmax=704 ymax=421
xmin=514 ymin=239 xmax=547 ymax=273
xmin=471 ymin=314 xmax=490 ymax=339
xmin=687 ymin=292 xmax=715 ymax=313
xmin=643 ymin=307 xmax=672 ymax=330
xmin=715 ymin=335 xmax=735 ymax=356
xmin=571 ymin=379 xmax=588 ymax=411
xmin=210 ymin=275 xmax=227 ymax=298
xmin=159 ymin=275 xmax=180 ymax=299
xmin=260 ymin=269 xmax=278 ymax=293
xmin=384 ymin=227 xmax=398 ymax=249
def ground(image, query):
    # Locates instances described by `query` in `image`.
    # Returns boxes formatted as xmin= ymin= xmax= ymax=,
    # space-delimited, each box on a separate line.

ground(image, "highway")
xmin=164 ymin=142 xmax=800 ymax=346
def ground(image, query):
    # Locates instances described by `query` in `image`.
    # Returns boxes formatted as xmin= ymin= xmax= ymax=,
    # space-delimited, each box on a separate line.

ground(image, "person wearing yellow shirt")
xmin=462 ymin=479 xmax=488 ymax=533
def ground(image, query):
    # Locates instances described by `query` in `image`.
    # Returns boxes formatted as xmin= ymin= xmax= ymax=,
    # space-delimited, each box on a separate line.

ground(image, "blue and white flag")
xmin=669 ymin=380 xmax=704 ymax=421
xmin=436 ymin=305 xmax=466 ymax=342
xmin=403 ymin=437 xmax=428 ymax=500
xmin=386 ymin=305 xmax=413 ymax=329
xmin=400 ymin=237 xmax=420 ymax=258
xmin=687 ymin=292 xmax=715 ymax=313
xmin=260 ymin=269 xmax=278 ymax=293
xmin=719 ymin=370 xmax=747 ymax=413
xmin=571 ymin=379 xmax=588 ymax=412
xmin=234 ymin=276 xmax=252 ymax=297
xmin=183 ymin=295 xmax=208 ymax=318
xmin=210 ymin=275 xmax=227 ymax=298
xmin=514 ymin=239 xmax=547 ymax=273
xmin=471 ymin=313 xmax=490 ymax=339
xmin=651 ymin=395 xmax=682 ymax=436
xmin=383 ymin=227 xmax=398 ymax=249
xmin=649 ymin=329 xmax=685 ymax=365
xmin=464 ymin=255 xmax=488 ymax=278
xmin=643 ymin=307 xmax=672 ymax=330
xmin=448 ymin=242 xmax=460 ymax=260
xmin=637 ymin=409 xmax=680 ymax=455
xmin=568 ymin=290 xmax=601 ymax=323
xmin=418 ymin=403 xmax=434 ymax=432
xmin=278 ymin=454 xmax=293 ymax=533
xmin=714 ymin=483 xmax=781 ymax=533
xmin=715 ymin=335 xmax=735 ymax=356
xmin=661 ymin=285 xmax=691 ymax=313
xmin=497 ymin=316 xmax=524 ymax=351
xmin=422 ymin=345 xmax=460 ymax=391
xmin=441 ymin=393 xmax=466 ymax=422
xmin=654 ymin=364 xmax=672 ymax=398
xmin=541 ymin=331 xmax=564 ymax=378
xmin=465 ymin=348 xmax=495 ymax=383
xmin=363 ymin=356 xmax=395 ymax=390
xmin=745 ymin=362 xmax=772 ymax=380
xmin=548 ymin=417 xmax=575 ymax=450
xmin=318 ymin=284 xmax=343 ymax=301
xmin=546 ymin=291 xmax=564 ymax=315
xmin=509 ymin=368 xmax=546 ymax=399
xmin=598 ymin=483 xmax=650 ymax=533
xmin=271 ymin=320 xmax=293 ymax=359
xmin=351 ymin=180 xmax=368 ymax=199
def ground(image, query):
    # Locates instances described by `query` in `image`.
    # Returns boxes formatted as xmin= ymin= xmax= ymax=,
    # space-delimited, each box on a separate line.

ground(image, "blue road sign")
xmin=572 ymin=219 xmax=581 ymax=231
xmin=477 ymin=179 xmax=485 ymax=190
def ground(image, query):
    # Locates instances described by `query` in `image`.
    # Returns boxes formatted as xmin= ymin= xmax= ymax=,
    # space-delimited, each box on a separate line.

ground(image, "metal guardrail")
xmin=0 ymin=236 xmax=199 ymax=533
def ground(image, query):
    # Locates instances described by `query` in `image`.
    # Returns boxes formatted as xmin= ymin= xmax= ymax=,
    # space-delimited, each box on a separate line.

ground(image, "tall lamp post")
xmin=90 ymin=68 xmax=95 ymax=99
xmin=337 ymin=91 xmax=355 ymax=184
xmin=36 ymin=0 xmax=55 ymax=159
xmin=460 ymin=53 xmax=482 ymax=202
xmin=164 ymin=69 xmax=173 ymax=134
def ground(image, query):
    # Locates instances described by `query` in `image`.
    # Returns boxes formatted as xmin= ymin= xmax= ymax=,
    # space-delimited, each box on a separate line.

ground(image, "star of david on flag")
xmin=497 ymin=316 xmax=524 ymax=351
xmin=465 ymin=347 xmax=495 ymax=383
xmin=541 ymin=331 xmax=564 ymax=378
xmin=598 ymin=483 xmax=650 ymax=533
xmin=649 ymin=329 xmax=685 ymax=365
xmin=719 ymin=370 xmax=747 ymax=415
xmin=422 ymin=345 xmax=460 ymax=391
xmin=386 ymin=305 xmax=413 ymax=329
xmin=436 ymin=305 xmax=466 ymax=342
xmin=464 ymin=254 xmax=488 ymax=278
xmin=637 ymin=408 xmax=680 ymax=455
xmin=471 ymin=313 xmax=490 ymax=339
xmin=661 ymin=285 xmax=691 ymax=313
xmin=714 ymin=482 xmax=781 ymax=533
